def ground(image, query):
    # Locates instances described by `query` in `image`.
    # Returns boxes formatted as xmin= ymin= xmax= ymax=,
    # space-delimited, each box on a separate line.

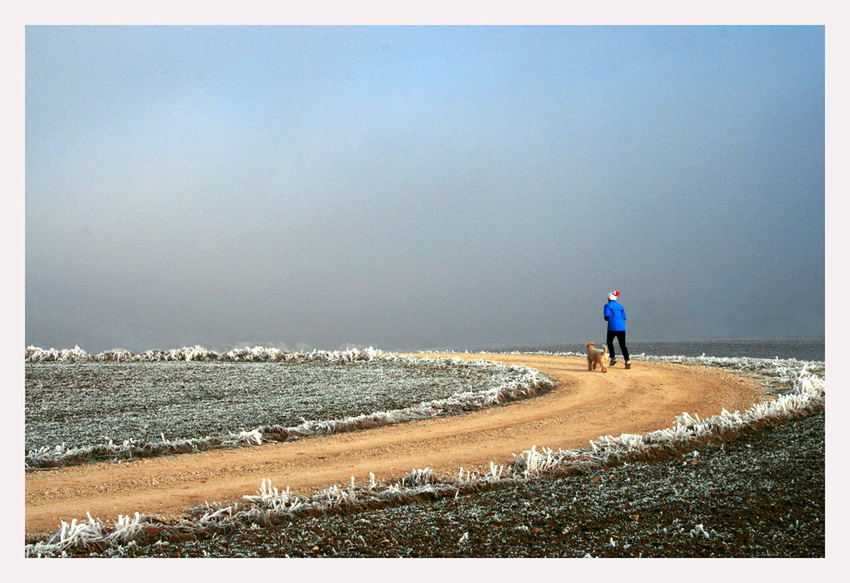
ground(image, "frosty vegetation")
xmin=25 ymin=350 xmax=825 ymax=558
xmin=25 ymin=346 xmax=555 ymax=470
xmin=25 ymin=344 xmax=385 ymax=363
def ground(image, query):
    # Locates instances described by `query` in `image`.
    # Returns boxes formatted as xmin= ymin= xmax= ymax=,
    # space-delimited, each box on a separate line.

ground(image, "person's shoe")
xmin=625 ymin=361 xmax=631 ymax=369
xmin=610 ymin=359 xmax=617 ymax=366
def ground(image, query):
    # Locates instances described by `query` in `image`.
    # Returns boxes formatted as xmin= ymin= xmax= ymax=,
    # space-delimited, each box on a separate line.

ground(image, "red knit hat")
xmin=608 ymin=291 xmax=620 ymax=301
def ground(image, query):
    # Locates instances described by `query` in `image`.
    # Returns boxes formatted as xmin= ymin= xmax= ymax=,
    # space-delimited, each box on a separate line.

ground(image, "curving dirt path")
xmin=25 ymin=354 xmax=770 ymax=538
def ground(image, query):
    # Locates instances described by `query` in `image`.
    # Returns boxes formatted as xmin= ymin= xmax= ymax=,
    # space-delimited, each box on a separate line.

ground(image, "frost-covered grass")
xmin=636 ymin=353 xmax=825 ymax=395
xmin=25 ymin=352 xmax=825 ymax=558
xmin=25 ymin=346 xmax=555 ymax=469
xmin=25 ymin=344 xmax=384 ymax=364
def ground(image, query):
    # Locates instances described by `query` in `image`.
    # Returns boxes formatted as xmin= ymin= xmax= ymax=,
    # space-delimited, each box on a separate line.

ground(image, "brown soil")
xmin=25 ymin=354 xmax=769 ymax=538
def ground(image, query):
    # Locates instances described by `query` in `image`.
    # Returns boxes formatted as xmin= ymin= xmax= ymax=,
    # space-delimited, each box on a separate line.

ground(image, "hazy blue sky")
xmin=25 ymin=25 xmax=825 ymax=353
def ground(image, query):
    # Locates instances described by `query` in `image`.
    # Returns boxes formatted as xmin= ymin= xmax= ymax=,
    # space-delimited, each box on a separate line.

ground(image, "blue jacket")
xmin=604 ymin=300 xmax=627 ymax=331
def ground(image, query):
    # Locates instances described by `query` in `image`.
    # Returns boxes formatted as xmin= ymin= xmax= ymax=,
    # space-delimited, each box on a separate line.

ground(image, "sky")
xmin=24 ymin=23 xmax=826 ymax=353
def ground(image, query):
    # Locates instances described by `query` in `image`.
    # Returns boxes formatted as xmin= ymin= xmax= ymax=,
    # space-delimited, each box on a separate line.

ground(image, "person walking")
xmin=604 ymin=290 xmax=630 ymax=369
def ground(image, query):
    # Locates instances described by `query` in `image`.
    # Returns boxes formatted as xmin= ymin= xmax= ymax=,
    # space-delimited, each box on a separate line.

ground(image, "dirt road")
xmin=25 ymin=354 xmax=769 ymax=537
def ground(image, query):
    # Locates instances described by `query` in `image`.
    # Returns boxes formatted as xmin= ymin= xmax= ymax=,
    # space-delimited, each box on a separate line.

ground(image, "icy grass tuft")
xmin=25 ymin=512 xmax=155 ymax=557
xmin=25 ymin=353 xmax=824 ymax=557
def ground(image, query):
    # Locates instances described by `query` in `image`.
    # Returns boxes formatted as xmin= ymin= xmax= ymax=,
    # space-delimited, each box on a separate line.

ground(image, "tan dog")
xmin=586 ymin=342 xmax=609 ymax=373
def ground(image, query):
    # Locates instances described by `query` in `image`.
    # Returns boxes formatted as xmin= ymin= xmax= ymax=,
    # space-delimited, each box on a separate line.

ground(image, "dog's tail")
xmin=602 ymin=344 xmax=608 ymax=354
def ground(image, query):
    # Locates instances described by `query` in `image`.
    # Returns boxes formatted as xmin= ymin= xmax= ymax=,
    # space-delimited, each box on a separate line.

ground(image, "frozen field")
xmin=25 ymin=346 xmax=555 ymax=469
xmin=24 ymin=342 xmax=826 ymax=558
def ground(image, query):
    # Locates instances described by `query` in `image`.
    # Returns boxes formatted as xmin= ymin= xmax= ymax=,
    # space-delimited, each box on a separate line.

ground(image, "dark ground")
xmin=87 ymin=410 xmax=825 ymax=559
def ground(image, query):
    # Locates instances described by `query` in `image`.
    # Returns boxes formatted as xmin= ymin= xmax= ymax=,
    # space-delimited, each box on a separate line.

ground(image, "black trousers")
xmin=606 ymin=330 xmax=629 ymax=361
